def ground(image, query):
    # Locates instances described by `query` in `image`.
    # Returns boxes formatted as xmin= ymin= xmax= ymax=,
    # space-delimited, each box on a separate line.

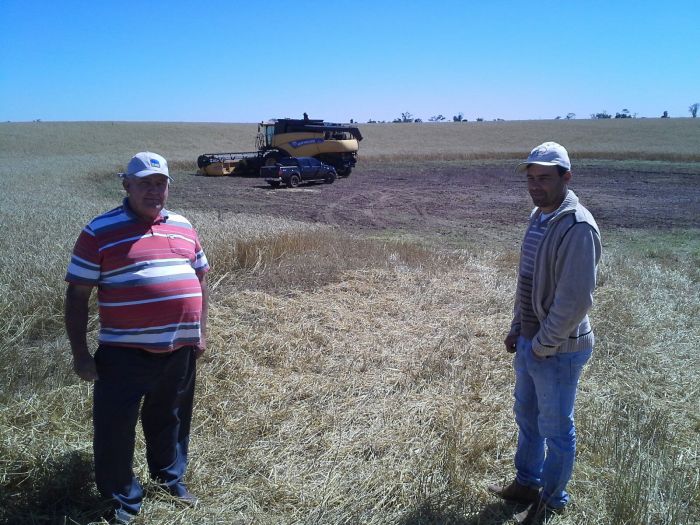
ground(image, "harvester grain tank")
xmin=197 ymin=117 xmax=363 ymax=177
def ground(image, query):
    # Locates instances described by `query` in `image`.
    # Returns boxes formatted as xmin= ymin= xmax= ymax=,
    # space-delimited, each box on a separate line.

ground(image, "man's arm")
xmin=65 ymin=283 xmax=98 ymax=381
xmin=504 ymin=239 xmax=527 ymax=353
xmin=195 ymin=273 xmax=209 ymax=359
xmin=504 ymin=300 xmax=521 ymax=352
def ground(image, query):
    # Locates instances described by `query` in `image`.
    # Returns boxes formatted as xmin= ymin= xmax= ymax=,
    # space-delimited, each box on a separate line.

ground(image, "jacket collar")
xmin=530 ymin=189 xmax=578 ymax=224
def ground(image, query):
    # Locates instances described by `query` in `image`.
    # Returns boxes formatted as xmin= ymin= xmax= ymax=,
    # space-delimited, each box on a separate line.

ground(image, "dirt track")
xmin=172 ymin=162 xmax=700 ymax=238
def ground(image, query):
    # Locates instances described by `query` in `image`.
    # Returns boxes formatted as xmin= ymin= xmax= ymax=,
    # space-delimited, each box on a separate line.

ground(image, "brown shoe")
xmin=514 ymin=499 xmax=564 ymax=524
xmin=487 ymin=480 xmax=540 ymax=505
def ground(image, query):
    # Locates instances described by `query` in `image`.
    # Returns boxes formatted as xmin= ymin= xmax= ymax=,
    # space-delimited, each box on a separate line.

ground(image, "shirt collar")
xmin=539 ymin=211 xmax=555 ymax=223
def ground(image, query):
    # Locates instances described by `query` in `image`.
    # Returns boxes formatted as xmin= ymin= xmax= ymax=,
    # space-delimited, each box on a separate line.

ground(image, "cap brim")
xmin=515 ymin=161 xmax=561 ymax=173
xmin=128 ymin=169 xmax=173 ymax=181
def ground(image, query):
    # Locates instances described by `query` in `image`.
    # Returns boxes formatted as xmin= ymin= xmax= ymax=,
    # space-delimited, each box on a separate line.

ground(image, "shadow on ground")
xmin=398 ymin=499 xmax=521 ymax=525
xmin=0 ymin=450 xmax=109 ymax=525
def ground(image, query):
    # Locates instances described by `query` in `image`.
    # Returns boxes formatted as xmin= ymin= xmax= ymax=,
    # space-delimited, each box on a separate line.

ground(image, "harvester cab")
xmin=255 ymin=122 xmax=276 ymax=151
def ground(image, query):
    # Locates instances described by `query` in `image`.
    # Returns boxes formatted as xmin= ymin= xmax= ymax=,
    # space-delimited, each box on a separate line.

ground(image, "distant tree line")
xmin=369 ymin=111 xmax=490 ymax=123
xmin=365 ymin=102 xmax=700 ymax=123
xmin=590 ymin=109 xmax=637 ymax=119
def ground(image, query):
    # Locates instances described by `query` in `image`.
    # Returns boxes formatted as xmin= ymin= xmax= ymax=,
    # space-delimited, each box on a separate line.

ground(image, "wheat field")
xmin=2 ymin=118 xmax=699 ymax=165
xmin=0 ymin=121 xmax=698 ymax=525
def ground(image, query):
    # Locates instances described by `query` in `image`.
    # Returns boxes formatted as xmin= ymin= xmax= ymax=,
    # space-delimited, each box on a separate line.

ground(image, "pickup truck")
xmin=261 ymin=157 xmax=337 ymax=188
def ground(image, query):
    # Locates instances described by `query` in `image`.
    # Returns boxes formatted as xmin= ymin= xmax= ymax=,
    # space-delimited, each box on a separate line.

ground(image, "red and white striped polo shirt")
xmin=66 ymin=199 xmax=210 ymax=352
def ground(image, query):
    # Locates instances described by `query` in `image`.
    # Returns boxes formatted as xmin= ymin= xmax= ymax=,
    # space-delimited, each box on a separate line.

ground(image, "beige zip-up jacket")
xmin=509 ymin=190 xmax=602 ymax=357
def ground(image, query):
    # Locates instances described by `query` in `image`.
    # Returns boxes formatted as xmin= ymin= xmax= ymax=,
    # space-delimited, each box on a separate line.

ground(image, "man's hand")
xmin=504 ymin=333 xmax=518 ymax=353
xmin=73 ymin=354 xmax=98 ymax=381
xmin=194 ymin=343 xmax=206 ymax=360
xmin=531 ymin=351 xmax=546 ymax=362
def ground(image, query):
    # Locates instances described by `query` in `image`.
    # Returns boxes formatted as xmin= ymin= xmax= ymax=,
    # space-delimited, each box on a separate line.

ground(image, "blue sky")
xmin=1 ymin=0 xmax=698 ymax=123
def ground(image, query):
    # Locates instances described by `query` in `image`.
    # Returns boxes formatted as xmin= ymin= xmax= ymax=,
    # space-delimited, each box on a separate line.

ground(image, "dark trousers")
xmin=93 ymin=344 xmax=196 ymax=515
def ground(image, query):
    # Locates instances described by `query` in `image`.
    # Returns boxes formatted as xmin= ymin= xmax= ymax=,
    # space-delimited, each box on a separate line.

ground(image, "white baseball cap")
xmin=516 ymin=141 xmax=571 ymax=173
xmin=120 ymin=151 xmax=172 ymax=180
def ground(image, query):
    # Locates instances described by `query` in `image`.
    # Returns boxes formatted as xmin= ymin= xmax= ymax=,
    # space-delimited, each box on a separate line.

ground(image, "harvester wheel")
xmin=338 ymin=167 xmax=352 ymax=177
xmin=287 ymin=175 xmax=300 ymax=188
xmin=235 ymin=158 xmax=248 ymax=175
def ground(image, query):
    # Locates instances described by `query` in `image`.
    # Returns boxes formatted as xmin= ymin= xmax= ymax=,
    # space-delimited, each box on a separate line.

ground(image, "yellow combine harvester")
xmin=197 ymin=116 xmax=363 ymax=177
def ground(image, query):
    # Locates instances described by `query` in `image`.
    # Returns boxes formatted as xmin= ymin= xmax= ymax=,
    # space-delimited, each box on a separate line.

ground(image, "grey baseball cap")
xmin=516 ymin=141 xmax=571 ymax=173
xmin=119 ymin=151 xmax=172 ymax=181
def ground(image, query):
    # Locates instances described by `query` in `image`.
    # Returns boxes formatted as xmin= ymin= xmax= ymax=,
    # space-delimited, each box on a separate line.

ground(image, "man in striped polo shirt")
xmin=488 ymin=142 xmax=602 ymax=524
xmin=65 ymin=152 xmax=209 ymax=523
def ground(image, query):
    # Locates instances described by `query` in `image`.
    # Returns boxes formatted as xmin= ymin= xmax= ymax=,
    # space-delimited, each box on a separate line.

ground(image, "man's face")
xmin=123 ymin=174 xmax=169 ymax=221
xmin=526 ymin=164 xmax=571 ymax=213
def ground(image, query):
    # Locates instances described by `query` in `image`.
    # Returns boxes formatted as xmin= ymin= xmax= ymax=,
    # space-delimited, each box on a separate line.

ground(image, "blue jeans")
xmin=93 ymin=345 xmax=196 ymax=516
xmin=512 ymin=336 xmax=591 ymax=508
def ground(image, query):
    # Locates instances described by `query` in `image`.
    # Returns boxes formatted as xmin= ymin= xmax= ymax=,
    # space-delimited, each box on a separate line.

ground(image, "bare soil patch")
xmin=171 ymin=162 xmax=700 ymax=240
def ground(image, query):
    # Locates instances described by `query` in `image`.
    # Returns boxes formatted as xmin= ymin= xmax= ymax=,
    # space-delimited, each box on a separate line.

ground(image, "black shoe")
xmin=514 ymin=499 xmax=564 ymax=524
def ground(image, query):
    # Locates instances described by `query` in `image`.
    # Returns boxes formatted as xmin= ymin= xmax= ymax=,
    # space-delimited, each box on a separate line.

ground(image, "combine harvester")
xmin=197 ymin=116 xmax=363 ymax=177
